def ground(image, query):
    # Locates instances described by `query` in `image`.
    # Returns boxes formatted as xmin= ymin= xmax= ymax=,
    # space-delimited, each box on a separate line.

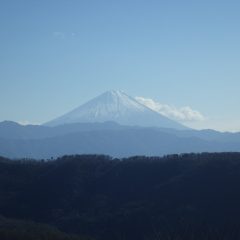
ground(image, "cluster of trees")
xmin=1 ymin=153 xmax=240 ymax=239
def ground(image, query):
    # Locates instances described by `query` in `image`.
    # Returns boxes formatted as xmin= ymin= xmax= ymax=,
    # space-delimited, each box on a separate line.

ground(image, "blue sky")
xmin=1 ymin=0 xmax=240 ymax=131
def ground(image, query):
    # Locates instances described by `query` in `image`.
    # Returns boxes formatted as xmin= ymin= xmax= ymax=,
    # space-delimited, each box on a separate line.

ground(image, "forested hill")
xmin=1 ymin=153 xmax=240 ymax=239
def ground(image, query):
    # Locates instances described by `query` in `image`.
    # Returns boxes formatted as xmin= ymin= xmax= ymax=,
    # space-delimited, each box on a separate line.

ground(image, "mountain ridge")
xmin=1 ymin=120 xmax=240 ymax=159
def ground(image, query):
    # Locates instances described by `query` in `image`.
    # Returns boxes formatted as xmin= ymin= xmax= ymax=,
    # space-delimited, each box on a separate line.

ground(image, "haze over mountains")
xmin=0 ymin=90 xmax=240 ymax=159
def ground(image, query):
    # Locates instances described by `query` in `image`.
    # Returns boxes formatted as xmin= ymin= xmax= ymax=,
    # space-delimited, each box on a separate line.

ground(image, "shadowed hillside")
xmin=1 ymin=153 xmax=240 ymax=239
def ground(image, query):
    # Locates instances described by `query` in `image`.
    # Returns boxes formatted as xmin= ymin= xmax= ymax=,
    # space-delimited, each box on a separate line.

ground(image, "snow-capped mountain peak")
xmin=45 ymin=90 xmax=187 ymax=129
xmin=88 ymin=90 xmax=146 ymax=112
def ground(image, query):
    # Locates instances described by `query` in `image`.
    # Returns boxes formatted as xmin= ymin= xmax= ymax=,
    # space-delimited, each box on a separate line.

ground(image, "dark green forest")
xmin=1 ymin=153 xmax=240 ymax=239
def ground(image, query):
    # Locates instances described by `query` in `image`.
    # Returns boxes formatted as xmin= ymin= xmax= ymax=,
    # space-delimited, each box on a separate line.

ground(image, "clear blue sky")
xmin=1 ymin=0 xmax=240 ymax=131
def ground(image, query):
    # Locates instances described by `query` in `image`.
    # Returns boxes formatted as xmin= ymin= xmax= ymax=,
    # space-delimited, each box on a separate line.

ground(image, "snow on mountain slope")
xmin=44 ymin=90 xmax=187 ymax=129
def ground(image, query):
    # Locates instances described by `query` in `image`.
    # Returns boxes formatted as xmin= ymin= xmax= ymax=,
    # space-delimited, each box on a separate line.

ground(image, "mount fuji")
xmin=45 ymin=90 xmax=187 ymax=129
xmin=1 ymin=91 xmax=240 ymax=158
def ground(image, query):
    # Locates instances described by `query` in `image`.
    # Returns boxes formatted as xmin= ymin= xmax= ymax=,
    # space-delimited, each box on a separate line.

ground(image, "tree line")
xmin=1 ymin=153 xmax=240 ymax=239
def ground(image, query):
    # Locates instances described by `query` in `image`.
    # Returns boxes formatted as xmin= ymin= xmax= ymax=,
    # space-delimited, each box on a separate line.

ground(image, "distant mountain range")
xmin=0 ymin=121 xmax=240 ymax=159
xmin=0 ymin=90 xmax=239 ymax=159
